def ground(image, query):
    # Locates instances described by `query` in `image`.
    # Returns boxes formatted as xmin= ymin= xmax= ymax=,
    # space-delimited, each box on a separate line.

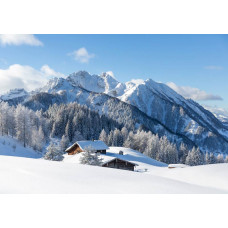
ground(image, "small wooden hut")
xmin=65 ymin=140 xmax=109 ymax=155
xmin=102 ymin=158 xmax=137 ymax=171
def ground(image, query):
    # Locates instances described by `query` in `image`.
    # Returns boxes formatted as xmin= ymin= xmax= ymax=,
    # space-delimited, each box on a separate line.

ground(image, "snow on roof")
xmin=65 ymin=140 xmax=109 ymax=152
xmin=101 ymin=156 xmax=138 ymax=166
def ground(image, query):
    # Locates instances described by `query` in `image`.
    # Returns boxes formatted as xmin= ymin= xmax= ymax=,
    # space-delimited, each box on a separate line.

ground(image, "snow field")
xmin=0 ymin=137 xmax=227 ymax=193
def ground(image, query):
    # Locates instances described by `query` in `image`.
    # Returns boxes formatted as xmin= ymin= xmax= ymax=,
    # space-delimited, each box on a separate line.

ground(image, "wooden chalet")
xmin=65 ymin=140 xmax=109 ymax=155
xmin=102 ymin=157 xmax=137 ymax=171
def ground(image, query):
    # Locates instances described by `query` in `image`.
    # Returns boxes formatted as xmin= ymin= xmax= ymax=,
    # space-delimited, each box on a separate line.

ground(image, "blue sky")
xmin=0 ymin=34 xmax=228 ymax=111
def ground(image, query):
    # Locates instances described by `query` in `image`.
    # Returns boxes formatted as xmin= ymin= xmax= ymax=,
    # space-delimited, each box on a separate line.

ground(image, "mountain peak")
xmin=69 ymin=70 xmax=91 ymax=78
xmin=101 ymin=71 xmax=116 ymax=79
xmin=66 ymin=70 xmax=119 ymax=93
xmin=0 ymin=88 xmax=28 ymax=101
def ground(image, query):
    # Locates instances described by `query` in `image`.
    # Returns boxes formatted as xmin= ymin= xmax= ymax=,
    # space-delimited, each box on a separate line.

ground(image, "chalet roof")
xmin=102 ymin=157 xmax=138 ymax=166
xmin=65 ymin=140 xmax=109 ymax=152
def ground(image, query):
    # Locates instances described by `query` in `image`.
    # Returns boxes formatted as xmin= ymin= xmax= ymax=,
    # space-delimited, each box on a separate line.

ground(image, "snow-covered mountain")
xmin=68 ymin=71 xmax=119 ymax=94
xmin=0 ymin=88 xmax=28 ymax=105
xmin=203 ymin=105 xmax=228 ymax=127
xmin=2 ymin=70 xmax=228 ymax=154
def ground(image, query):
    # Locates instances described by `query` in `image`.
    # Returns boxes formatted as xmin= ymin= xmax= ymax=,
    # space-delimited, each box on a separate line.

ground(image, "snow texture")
xmin=0 ymin=88 xmax=28 ymax=100
xmin=0 ymin=136 xmax=41 ymax=159
xmin=0 ymin=137 xmax=227 ymax=193
xmin=0 ymin=155 xmax=227 ymax=193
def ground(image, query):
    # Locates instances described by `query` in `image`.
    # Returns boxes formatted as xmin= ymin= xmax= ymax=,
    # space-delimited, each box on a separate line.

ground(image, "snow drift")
xmin=0 ymin=155 xmax=227 ymax=193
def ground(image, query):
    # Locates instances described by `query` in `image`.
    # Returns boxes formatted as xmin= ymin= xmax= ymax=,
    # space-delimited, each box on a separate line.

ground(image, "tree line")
xmin=98 ymin=128 xmax=228 ymax=165
xmin=0 ymin=101 xmax=227 ymax=165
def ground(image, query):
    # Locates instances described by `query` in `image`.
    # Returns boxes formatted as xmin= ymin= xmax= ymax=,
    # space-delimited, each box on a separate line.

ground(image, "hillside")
xmin=0 ymin=136 xmax=227 ymax=193
xmin=0 ymin=136 xmax=42 ymax=159
xmin=0 ymin=155 xmax=227 ymax=193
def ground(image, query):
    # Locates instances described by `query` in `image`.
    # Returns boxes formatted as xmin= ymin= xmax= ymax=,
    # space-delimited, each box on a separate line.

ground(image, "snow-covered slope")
xmin=0 ymin=155 xmax=227 ymax=193
xmin=0 ymin=137 xmax=227 ymax=194
xmin=149 ymin=163 xmax=228 ymax=193
xmin=0 ymin=136 xmax=41 ymax=159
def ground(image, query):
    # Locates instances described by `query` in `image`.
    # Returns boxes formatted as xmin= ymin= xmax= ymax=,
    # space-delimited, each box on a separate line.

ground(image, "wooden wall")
xmin=67 ymin=144 xmax=83 ymax=155
xmin=103 ymin=159 xmax=135 ymax=171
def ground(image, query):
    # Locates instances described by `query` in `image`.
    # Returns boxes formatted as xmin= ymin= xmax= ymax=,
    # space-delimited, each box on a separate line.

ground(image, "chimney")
xmin=119 ymin=151 xmax=123 ymax=155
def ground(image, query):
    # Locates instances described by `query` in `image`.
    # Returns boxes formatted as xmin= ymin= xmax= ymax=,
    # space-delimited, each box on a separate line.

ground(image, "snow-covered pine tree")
xmin=166 ymin=143 xmax=178 ymax=164
xmin=209 ymin=152 xmax=216 ymax=164
xmin=0 ymin=102 xmax=12 ymax=136
xmin=136 ymin=130 xmax=149 ymax=153
xmin=121 ymin=127 xmax=128 ymax=142
xmin=225 ymin=156 xmax=228 ymax=163
xmin=31 ymin=126 xmax=45 ymax=152
xmin=112 ymin=128 xmax=123 ymax=146
xmin=107 ymin=130 xmax=114 ymax=146
xmin=72 ymin=130 xmax=84 ymax=142
xmin=44 ymin=143 xmax=64 ymax=161
xmin=15 ymin=104 xmax=31 ymax=147
xmin=99 ymin=129 xmax=108 ymax=144
xmin=185 ymin=147 xmax=204 ymax=166
xmin=217 ymin=154 xmax=224 ymax=163
xmin=7 ymin=105 xmax=16 ymax=137
xmin=79 ymin=146 xmax=103 ymax=166
xmin=179 ymin=143 xmax=189 ymax=164
xmin=156 ymin=136 xmax=169 ymax=162
xmin=60 ymin=135 xmax=70 ymax=151
xmin=65 ymin=120 xmax=74 ymax=142
xmin=123 ymin=131 xmax=135 ymax=149
xmin=205 ymin=152 xmax=210 ymax=164
xmin=144 ymin=134 xmax=159 ymax=159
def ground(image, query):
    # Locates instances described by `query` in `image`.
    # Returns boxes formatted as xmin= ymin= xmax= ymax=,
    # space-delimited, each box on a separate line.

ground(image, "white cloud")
xmin=204 ymin=65 xmax=223 ymax=70
xmin=41 ymin=65 xmax=65 ymax=78
xmin=69 ymin=47 xmax=95 ymax=63
xmin=0 ymin=34 xmax=43 ymax=46
xmin=167 ymin=82 xmax=223 ymax=101
xmin=0 ymin=64 xmax=64 ymax=93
